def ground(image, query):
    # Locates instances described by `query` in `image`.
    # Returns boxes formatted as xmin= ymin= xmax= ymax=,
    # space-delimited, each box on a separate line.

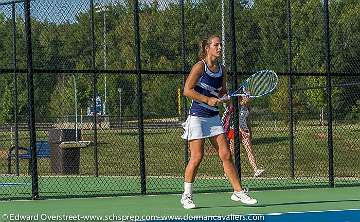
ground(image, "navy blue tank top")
xmin=189 ymin=60 xmax=224 ymax=117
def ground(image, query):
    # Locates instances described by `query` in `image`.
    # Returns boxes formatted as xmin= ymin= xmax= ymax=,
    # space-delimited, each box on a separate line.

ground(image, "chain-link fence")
xmin=0 ymin=0 xmax=359 ymax=200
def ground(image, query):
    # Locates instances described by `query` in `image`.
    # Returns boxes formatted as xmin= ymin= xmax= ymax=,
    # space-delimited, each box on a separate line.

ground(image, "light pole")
xmin=95 ymin=5 xmax=108 ymax=115
xmin=118 ymin=88 xmax=122 ymax=133
xmin=73 ymin=74 xmax=78 ymax=141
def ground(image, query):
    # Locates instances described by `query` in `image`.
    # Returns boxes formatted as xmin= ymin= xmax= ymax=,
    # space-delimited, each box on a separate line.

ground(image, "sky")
xmin=0 ymin=0 xmax=91 ymax=24
xmin=0 ymin=0 xmax=253 ymax=24
xmin=0 ymin=0 xmax=192 ymax=24
xmin=0 ymin=0 xmax=129 ymax=24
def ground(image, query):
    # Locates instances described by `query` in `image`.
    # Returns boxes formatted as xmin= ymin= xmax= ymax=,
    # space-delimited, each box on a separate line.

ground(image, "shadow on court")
xmin=193 ymin=205 xmax=259 ymax=210
xmin=256 ymin=198 xmax=360 ymax=207
xmin=191 ymin=199 xmax=360 ymax=210
xmin=253 ymin=136 xmax=288 ymax=144
xmin=114 ymin=131 xmax=166 ymax=136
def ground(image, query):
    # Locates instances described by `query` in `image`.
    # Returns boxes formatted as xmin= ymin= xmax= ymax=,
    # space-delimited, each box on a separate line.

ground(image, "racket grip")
xmin=220 ymin=95 xmax=230 ymax=101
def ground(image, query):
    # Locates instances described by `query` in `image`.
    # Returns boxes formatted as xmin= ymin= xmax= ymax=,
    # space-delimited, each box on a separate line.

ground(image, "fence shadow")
xmin=253 ymin=136 xmax=288 ymax=145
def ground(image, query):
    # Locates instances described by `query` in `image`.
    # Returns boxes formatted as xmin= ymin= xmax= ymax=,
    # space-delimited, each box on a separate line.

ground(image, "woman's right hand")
xmin=207 ymin=97 xmax=221 ymax=106
xmin=240 ymin=96 xmax=250 ymax=106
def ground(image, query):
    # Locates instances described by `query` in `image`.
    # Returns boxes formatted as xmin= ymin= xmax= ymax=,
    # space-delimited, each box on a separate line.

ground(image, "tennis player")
xmin=181 ymin=34 xmax=257 ymax=209
xmin=222 ymin=97 xmax=265 ymax=178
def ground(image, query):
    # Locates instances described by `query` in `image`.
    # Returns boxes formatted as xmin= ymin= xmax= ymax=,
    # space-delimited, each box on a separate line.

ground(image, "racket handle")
xmin=220 ymin=95 xmax=230 ymax=101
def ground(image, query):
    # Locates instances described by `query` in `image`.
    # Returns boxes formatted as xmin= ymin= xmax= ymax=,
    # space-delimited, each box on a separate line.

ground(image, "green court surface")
xmin=1 ymin=175 xmax=359 ymax=199
xmin=0 ymin=187 xmax=359 ymax=221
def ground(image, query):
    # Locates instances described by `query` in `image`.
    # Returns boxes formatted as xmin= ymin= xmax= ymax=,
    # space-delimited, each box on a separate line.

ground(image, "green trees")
xmin=0 ymin=0 xmax=359 ymax=123
xmin=252 ymin=0 xmax=287 ymax=72
xmin=331 ymin=0 xmax=360 ymax=119
xmin=332 ymin=0 xmax=360 ymax=73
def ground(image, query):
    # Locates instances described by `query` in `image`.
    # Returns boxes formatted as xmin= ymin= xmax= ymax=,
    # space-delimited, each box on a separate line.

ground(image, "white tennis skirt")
xmin=181 ymin=115 xmax=224 ymax=140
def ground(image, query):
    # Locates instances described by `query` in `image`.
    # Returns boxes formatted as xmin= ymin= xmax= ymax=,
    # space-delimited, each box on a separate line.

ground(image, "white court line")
xmin=0 ymin=182 xmax=29 ymax=186
xmin=263 ymin=208 xmax=360 ymax=216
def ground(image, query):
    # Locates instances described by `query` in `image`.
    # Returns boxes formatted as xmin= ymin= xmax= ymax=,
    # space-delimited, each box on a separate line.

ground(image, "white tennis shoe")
xmin=231 ymin=190 xmax=257 ymax=205
xmin=181 ymin=193 xmax=196 ymax=209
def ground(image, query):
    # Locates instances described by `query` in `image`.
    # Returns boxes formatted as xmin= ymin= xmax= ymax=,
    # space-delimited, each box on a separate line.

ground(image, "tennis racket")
xmin=220 ymin=70 xmax=278 ymax=100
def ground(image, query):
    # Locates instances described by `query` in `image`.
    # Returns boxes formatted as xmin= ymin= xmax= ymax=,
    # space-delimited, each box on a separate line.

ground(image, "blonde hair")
xmin=198 ymin=34 xmax=220 ymax=60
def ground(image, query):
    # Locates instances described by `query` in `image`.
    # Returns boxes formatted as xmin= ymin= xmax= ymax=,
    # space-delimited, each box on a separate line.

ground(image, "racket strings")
xmin=247 ymin=72 xmax=277 ymax=96
xmin=228 ymin=70 xmax=278 ymax=98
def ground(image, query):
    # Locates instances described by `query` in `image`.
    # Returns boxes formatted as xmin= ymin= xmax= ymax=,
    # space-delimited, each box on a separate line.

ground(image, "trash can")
xmin=48 ymin=129 xmax=81 ymax=175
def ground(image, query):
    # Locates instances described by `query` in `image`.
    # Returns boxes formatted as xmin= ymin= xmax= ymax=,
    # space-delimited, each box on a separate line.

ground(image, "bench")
xmin=7 ymin=140 xmax=51 ymax=174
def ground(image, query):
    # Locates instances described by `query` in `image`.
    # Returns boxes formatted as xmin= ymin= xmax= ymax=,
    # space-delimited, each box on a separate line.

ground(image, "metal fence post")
xmin=287 ymin=0 xmax=295 ymax=179
xmin=134 ymin=0 xmax=146 ymax=195
xmin=323 ymin=0 xmax=334 ymax=188
xmin=180 ymin=0 xmax=189 ymax=167
xmin=24 ymin=0 xmax=38 ymax=199
xmin=90 ymin=0 xmax=99 ymax=177
xmin=11 ymin=2 xmax=20 ymax=177
xmin=229 ymin=0 xmax=241 ymax=179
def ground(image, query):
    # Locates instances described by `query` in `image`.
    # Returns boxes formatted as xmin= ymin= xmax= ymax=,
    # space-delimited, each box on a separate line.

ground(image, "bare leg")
xmin=209 ymin=134 xmax=243 ymax=192
xmin=184 ymin=139 xmax=205 ymax=183
xmin=240 ymin=130 xmax=258 ymax=172
xmin=229 ymin=139 xmax=234 ymax=154
xmin=182 ymin=139 xmax=204 ymax=209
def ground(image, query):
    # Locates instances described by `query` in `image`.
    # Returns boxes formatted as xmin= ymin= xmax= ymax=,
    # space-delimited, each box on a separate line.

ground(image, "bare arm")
xmin=183 ymin=62 xmax=220 ymax=106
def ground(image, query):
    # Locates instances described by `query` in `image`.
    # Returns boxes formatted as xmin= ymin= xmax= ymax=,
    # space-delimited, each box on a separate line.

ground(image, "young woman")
xmin=222 ymin=97 xmax=264 ymax=178
xmin=181 ymin=35 xmax=257 ymax=209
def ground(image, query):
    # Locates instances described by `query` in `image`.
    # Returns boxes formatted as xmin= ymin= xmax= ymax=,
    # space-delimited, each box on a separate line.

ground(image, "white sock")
xmin=234 ymin=190 xmax=244 ymax=194
xmin=184 ymin=182 xmax=193 ymax=195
